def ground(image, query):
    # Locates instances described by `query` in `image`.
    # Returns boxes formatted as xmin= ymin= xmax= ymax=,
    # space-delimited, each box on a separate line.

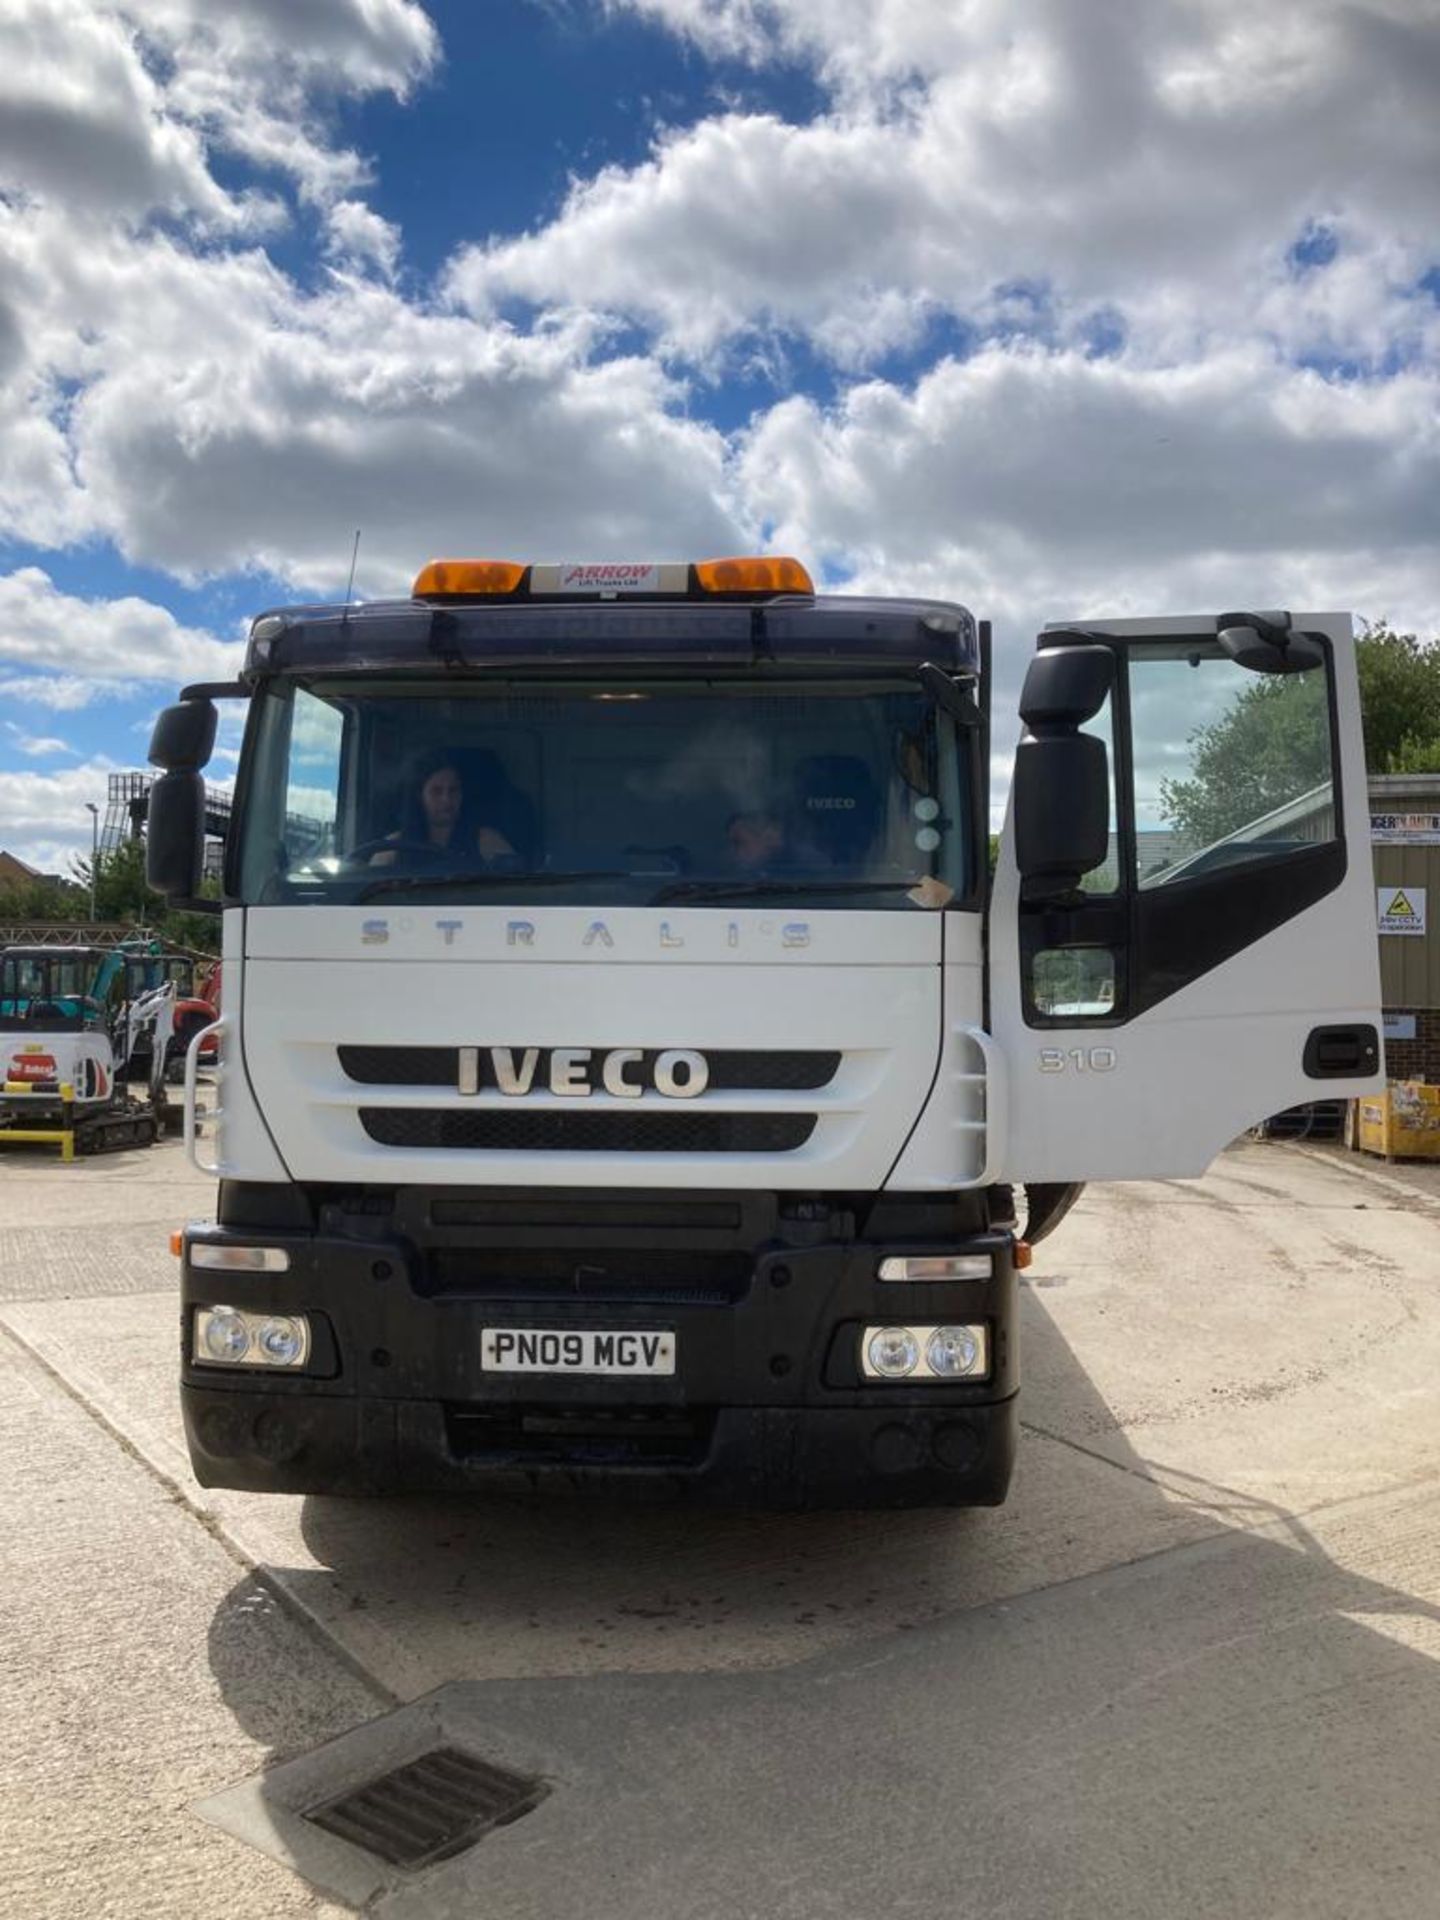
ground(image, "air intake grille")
xmin=446 ymin=1404 xmax=715 ymax=1468
xmin=339 ymin=1046 xmax=839 ymax=1091
xmin=359 ymin=1108 xmax=815 ymax=1153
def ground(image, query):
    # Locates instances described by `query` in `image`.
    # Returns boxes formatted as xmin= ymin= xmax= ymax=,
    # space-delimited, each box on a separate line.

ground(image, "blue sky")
xmin=0 ymin=0 xmax=1437 ymax=868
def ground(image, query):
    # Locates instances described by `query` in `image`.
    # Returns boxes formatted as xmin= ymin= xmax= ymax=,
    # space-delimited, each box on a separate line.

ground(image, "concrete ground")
xmin=1 ymin=1134 xmax=1438 ymax=1916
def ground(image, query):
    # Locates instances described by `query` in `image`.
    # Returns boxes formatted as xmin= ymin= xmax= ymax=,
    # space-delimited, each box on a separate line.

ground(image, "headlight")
xmin=254 ymin=1316 xmax=307 ymax=1366
xmin=201 ymin=1305 xmax=251 ymax=1364
xmin=860 ymin=1323 xmax=989 ymax=1382
xmin=865 ymin=1327 xmax=921 ymax=1378
xmin=925 ymin=1326 xmax=984 ymax=1378
xmin=193 ymin=1306 xmax=311 ymax=1369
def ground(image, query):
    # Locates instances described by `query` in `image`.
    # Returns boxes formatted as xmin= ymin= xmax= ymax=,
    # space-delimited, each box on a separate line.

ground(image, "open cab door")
xmin=989 ymin=612 xmax=1384 ymax=1182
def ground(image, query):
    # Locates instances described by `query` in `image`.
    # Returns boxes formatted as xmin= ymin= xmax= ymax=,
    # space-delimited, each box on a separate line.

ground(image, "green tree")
xmin=1160 ymin=670 xmax=1331 ymax=846
xmin=1354 ymin=624 xmax=1440 ymax=773
xmin=72 ymin=841 xmax=220 ymax=951
xmin=0 ymin=869 xmax=86 ymax=924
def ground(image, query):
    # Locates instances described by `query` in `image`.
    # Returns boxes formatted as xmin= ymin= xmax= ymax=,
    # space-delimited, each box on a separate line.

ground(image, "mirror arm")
xmin=179 ymin=680 xmax=248 ymax=702
xmin=917 ymin=661 xmax=982 ymax=728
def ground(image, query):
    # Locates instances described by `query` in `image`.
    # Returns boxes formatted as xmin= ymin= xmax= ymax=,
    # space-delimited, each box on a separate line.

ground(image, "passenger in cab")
xmin=725 ymin=810 xmax=788 ymax=871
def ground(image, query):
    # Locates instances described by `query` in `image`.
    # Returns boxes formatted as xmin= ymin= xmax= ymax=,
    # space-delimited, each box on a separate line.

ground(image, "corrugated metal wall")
xmin=1374 ymin=843 xmax=1440 ymax=1007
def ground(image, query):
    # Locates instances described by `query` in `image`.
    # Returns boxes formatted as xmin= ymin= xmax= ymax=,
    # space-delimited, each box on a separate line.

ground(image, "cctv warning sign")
xmin=1377 ymin=886 xmax=1427 ymax=936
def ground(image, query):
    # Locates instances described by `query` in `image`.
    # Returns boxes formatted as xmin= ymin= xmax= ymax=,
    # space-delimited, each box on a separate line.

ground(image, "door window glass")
xmin=1032 ymin=947 xmax=1117 ymax=1018
xmin=1128 ymin=644 xmax=1334 ymax=889
xmin=1078 ymin=692 xmax=1120 ymax=895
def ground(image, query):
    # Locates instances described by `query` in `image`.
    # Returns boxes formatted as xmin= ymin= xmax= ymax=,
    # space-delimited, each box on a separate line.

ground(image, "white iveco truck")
xmin=148 ymin=555 xmax=1382 ymax=1507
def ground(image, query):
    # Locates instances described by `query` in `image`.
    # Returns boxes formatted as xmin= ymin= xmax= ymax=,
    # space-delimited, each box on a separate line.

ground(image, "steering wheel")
xmin=339 ymin=836 xmax=435 ymax=869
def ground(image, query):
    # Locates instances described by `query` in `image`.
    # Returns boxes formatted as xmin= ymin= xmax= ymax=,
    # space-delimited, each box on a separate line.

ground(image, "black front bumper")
xmin=182 ymin=1387 xmax=1016 ymax=1507
xmin=180 ymin=1194 xmax=1019 ymax=1509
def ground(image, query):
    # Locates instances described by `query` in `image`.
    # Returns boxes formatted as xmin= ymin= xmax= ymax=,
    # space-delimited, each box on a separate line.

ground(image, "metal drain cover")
xmin=304 ymin=1745 xmax=548 ymax=1870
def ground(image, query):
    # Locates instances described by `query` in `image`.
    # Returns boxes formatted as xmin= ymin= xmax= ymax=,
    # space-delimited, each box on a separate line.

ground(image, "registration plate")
xmin=481 ymin=1327 xmax=677 ymax=1377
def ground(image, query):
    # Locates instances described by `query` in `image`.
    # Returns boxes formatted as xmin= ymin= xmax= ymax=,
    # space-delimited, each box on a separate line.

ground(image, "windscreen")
xmin=0 ymin=953 xmax=99 ymax=1030
xmin=234 ymin=677 xmax=971 ymax=910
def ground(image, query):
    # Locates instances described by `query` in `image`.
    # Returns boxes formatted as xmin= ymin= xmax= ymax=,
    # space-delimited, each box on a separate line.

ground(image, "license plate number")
xmin=481 ymin=1327 xmax=676 ymax=1376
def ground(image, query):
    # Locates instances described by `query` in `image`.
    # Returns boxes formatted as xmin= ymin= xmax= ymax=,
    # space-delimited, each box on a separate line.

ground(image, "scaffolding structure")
xmin=0 ymin=921 xmax=156 ymax=947
xmin=99 ymin=772 xmax=233 ymax=856
xmin=99 ymin=773 xmax=151 ymax=855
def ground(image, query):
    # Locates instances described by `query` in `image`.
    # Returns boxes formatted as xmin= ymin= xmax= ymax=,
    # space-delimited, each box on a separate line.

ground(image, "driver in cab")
xmin=368 ymin=753 xmax=518 ymax=869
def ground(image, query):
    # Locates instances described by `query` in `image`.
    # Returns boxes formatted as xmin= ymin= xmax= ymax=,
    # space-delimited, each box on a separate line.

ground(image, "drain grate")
xmin=303 ymin=1746 xmax=547 ymax=1871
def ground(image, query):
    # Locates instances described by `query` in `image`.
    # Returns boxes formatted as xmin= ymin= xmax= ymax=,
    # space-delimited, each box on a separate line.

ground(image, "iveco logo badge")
xmin=457 ymin=1047 xmax=709 ymax=1099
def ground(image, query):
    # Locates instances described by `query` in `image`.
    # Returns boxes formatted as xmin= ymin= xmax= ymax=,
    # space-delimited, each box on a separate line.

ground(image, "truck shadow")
xmin=204 ymin=1277 xmax=1440 ymax=1687
xmin=206 ymin=1274 xmax=1440 ymax=1912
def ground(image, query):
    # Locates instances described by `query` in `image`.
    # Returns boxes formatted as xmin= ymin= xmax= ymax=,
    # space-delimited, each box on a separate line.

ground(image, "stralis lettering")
xmin=354 ymin=918 xmax=812 ymax=952
xmin=457 ymin=1046 xmax=709 ymax=1099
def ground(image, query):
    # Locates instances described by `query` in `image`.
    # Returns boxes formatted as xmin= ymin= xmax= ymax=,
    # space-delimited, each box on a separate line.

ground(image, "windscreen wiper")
xmin=355 ymin=869 xmax=628 ymax=903
xmin=650 ymin=878 xmax=921 ymax=904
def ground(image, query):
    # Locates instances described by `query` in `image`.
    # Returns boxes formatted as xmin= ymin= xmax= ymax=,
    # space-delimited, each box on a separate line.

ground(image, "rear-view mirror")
xmin=149 ymin=699 xmax=217 ymax=772
xmin=1019 ymin=644 xmax=1113 ymax=729
xmin=1013 ymin=733 xmax=1110 ymax=889
xmin=146 ymin=769 xmax=206 ymax=901
xmin=1218 ymin=621 xmax=1324 ymax=675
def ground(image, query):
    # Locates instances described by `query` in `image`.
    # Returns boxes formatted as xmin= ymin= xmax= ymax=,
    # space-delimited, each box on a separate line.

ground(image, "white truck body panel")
xmin=989 ymin=612 xmax=1384 ymax=1181
xmin=233 ymin=907 xmax=984 ymax=1189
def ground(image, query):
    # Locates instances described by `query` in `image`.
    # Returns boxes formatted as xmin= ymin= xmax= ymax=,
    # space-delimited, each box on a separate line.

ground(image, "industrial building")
xmin=1371 ymin=772 xmax=1440 ymax=1083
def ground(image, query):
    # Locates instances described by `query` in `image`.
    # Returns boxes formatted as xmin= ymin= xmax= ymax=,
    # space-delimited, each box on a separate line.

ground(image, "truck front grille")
xmin=339 ymin=1046 xmax=839 ymax=1091
xmin=359 ymin=1109 xmax=816 ymax=1153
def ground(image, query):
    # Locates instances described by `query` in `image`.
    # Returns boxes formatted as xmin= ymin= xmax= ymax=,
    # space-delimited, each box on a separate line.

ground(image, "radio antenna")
xmin=344 ymin=528 xmax=361 ymax=605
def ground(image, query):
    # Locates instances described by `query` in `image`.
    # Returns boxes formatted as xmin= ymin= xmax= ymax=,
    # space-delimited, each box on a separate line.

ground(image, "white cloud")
xmin=146 ymin=0 xmax=439 ymax=207
xmin=733 ymin=345 xmax=1440 ymax=749
xmin=2 ymin=0 xmax=1436 ymax=614
xmin=0 ymin=0 xmax=246 ymax=225
xmin=738 ymin=348 xmax=1440 ymax=579
xmin=3 ymin=721 xmax=74 ymax=756
xmin=0 ymin=675 xmax=135 ymax=711
xmin=0 ymin=0 xmax=439 ymax=224
xmin=0 ymin=197 xmax=741 ymax=588
xmin=454 ymin=0 xmax=1440 ymax=375
xmin=325 ymin=199 xmax=403 ymax=281
xmin=0 ymin=568 xmax=244 ymax=702
xmin=0 ymin=757 xmax=117 ymax=871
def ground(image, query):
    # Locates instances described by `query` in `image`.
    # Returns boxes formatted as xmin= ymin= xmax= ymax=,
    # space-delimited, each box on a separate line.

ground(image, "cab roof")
xmin=238 ymin=589 xmax=979 ymax=682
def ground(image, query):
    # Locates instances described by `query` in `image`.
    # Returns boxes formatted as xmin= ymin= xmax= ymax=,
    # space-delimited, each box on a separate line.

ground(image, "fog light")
xmin=193 ymin=1306 xmax=311 ymax=1369
xmin=878 ymin=1254 xmax=993 ymax=1282
xmin=190 ymin=1243 xmax=291 ymax=1273
xmin=255 ymin=1316 xmax=307 ymax=1367
xmin=926 ymin=1325 xmax=986 ymax=1378
xmin=201 ymin=1306 xmax=251 ymax=1364
xmin=865 ymin=1327 xmax=921 ymax=1378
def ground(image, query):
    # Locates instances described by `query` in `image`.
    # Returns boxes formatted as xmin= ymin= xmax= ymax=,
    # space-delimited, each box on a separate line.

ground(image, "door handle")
xmin=1303 ymin=1024 xmax=1380 ymax=1079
